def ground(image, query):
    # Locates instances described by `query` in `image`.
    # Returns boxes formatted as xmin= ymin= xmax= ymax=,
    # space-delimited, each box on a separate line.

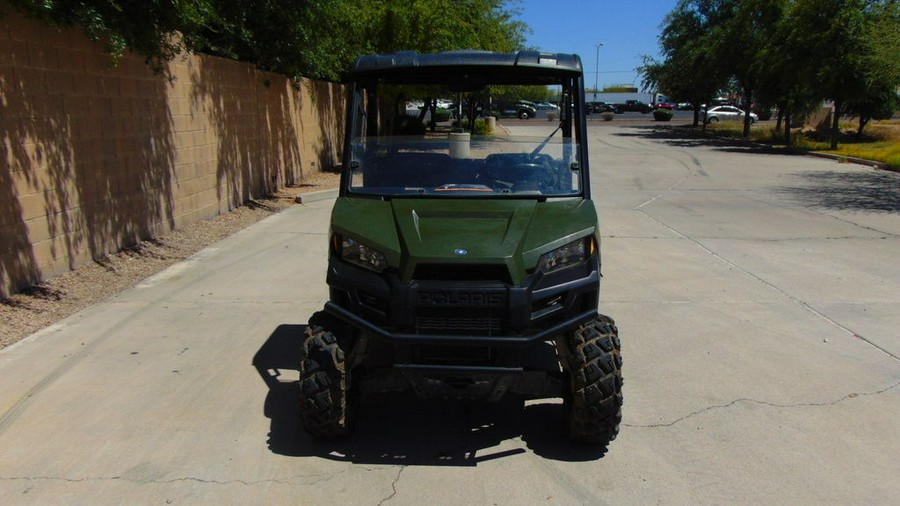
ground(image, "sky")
xmin=514 ymin=0 xmax=679 ymax=91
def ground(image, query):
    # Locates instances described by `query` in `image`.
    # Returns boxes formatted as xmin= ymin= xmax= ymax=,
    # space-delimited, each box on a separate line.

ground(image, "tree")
xmin=356 ymin=0 xmax=529 ymax=127
xmin=351 ymin=0 xmax=526 ymax=62
xmin=753 ymin=0 xmax=806 ymax=143
xmin=867 ymin=0 xmax=900 ymax=87
xmin=640 ymin=0 xmax=730 ymax=127
xmin=4 ymin=0 xmax=530 ymax=81
xmin=845 ymin=85 xmax=900 ymax=138
xmin=787 ymin=0 xmax=872 ymax=148
xmin=845 ymin=0 xmax=900 ymax=137
xmin=189 ymin=0 xmax=363 ymax=80
xmin=646 ymin=0 xmax=899 ymax=147
xmin=5 ymin=0 xmax=210 ymax=72
xmin=715 ymin=0 xmax=786 ymax=138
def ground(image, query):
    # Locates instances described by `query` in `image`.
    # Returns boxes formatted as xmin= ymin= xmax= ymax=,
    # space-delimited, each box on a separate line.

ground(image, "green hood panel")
xmin=330 ymin=197 xmax=598 ymax=284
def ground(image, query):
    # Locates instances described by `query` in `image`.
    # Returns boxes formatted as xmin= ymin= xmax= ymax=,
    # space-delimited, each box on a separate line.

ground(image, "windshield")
xmin=346 ymin=80 xmax=584 ymax=198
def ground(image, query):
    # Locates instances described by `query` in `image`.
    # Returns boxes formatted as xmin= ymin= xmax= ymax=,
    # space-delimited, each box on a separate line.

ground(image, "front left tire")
xmin=564 ymin=315 xmax=623 ymax=447
xmin=299 ymin=312 xmax=355 ymax=438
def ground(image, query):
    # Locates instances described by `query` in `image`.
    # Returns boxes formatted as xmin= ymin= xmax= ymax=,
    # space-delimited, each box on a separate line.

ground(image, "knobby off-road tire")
xmin=299 ymin=313 xmax=355 ymax=438
xmin=565 ymin=314 xmax=623 ymax=446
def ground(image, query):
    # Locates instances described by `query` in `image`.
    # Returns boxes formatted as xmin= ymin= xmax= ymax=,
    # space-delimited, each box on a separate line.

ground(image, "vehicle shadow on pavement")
xmin=253 ymin=324 xmax=610 ymax=466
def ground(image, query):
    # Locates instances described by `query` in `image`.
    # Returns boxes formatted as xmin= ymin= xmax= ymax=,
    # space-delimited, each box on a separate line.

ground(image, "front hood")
xmin=330 ymin=197 xmax=598 ymax=284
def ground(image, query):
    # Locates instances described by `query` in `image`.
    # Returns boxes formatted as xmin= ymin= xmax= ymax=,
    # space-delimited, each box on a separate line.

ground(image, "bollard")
xmin=448 ymin=132 xmax=471 ymax=158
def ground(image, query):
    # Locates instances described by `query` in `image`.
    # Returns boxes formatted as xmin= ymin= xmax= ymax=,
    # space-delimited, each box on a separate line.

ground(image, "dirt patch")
xmin=0 ymin=172 xmax=340 ymax=350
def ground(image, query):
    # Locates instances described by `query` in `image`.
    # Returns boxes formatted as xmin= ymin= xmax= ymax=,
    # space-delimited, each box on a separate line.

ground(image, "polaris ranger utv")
xmin=300 ymin=50 xmax=622 ymax=446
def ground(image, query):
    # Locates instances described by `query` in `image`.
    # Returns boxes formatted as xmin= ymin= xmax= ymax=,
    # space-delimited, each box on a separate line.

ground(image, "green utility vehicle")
xmin=300 ymin=51 xmax=622 ymax=446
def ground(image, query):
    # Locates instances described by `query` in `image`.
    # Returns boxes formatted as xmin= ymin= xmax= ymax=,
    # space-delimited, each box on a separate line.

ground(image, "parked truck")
xmin=615 ymin=99 xmax=653 ymax=113
xmin=588 ymin=92 xmax=667 ymax=112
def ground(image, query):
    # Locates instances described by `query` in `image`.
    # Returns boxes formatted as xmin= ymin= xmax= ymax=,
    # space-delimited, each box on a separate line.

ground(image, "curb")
xmin=805 ymin=151 xmax=896 ymax=172
xmin=294 ymin=189 xmax=339 ymax=204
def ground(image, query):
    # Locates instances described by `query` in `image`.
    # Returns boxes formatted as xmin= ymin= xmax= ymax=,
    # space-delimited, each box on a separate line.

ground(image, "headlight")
xmin=339 ymin=236 xmax=387 ymax=273
xmin=537 ymin=237 xmax=592 ymax=273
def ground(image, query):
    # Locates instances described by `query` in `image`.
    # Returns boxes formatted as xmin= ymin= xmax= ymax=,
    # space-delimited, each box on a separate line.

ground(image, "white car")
xmin=705 ymin=105 xmax=758 ymax=124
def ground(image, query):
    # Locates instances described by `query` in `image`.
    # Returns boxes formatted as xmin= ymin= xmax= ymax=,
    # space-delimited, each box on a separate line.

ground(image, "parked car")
xmin=496 ymin=101 xmax=537 ymax=119
xmin=675 ymin=102 xmax=694 ymax=111
xmin=704 ymin=105 xmax=758 ymax=124
xmin=654 ymin=102 xmax=674 ymax=110
xmin=586 ymin=101 xmax=618 ymax=114
xmin=534 ymin=101 xmax=560 ymax=111
xmin=710 ymin=97 xmax=731 ymax=106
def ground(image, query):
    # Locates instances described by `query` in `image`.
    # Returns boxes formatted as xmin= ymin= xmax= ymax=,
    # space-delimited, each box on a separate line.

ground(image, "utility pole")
xmin=594 ymin=42 xmax=603 ymax=100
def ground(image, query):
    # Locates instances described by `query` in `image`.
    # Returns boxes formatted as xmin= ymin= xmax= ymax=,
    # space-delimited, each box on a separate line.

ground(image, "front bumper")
xmin=325 ymin=253 xmax=601 ymax=344
xmin=325 ymin=301 xmax=597 ymax=346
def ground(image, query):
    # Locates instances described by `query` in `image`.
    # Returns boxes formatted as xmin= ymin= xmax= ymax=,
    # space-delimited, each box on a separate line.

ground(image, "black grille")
xmin=413 ymin=264 xmax=511 ymax=283
xmin=416 ymin=308 xmax=504 ymax=335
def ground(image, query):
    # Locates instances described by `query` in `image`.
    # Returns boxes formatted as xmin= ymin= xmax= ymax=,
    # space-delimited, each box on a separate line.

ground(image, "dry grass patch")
xmin=708 ymin=119 xmax=900 ymax=169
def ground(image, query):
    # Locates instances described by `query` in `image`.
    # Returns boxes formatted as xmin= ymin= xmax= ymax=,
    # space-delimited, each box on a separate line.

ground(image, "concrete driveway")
xmin=1 ymin=124 xmax=897 ymax=504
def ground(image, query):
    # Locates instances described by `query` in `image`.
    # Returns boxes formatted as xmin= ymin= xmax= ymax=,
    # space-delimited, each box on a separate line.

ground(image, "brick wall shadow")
xmin=188 ymin=60 xmax=345 ymax=208
xmin=0 ymin=71 xmax=44 ymax=291
xmin=307 ymin=78 xmax=345 ymax=174
xmin=1 ymin=16 xmax=175 ymax=296
xmin=189 ymin=57 xmax=261 ymax=209
xmin=0 ymin=11 xmax=344 ymax=298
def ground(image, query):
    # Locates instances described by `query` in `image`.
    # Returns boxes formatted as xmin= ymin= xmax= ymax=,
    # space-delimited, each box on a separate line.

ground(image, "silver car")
xmin=705 ymin=105 xmax=758 ymax=124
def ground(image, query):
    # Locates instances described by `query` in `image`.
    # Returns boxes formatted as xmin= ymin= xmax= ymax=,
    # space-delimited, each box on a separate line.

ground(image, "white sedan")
xmin=705 ymin=105 xmax=758 ymax=124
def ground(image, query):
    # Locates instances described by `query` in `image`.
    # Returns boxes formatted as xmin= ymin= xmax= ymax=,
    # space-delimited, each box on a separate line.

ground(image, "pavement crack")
xmin=376 ymin=466 xmax=405 ymax=506
xmin=625 ymin=381 xmax=900 ymax=429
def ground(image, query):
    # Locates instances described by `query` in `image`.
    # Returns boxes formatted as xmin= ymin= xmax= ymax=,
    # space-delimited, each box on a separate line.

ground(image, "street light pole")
xmin=594 ymin=42 xmax=603 ymax=100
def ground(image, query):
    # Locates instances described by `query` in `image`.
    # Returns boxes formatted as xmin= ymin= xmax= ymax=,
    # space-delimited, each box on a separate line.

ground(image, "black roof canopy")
xmin=350 ymin=50 xmax=583 ymax=86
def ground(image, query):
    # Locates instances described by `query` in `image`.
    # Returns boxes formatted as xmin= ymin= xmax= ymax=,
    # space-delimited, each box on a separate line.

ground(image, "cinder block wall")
xmin=0 ymin=11 xmax=345 ymax=297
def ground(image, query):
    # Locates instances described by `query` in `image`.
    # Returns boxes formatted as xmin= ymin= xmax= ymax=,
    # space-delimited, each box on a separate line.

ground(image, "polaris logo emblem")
xmin=417 ymin=290 xmax=505 ymax=307
xmin=454 ymin=248 xmax=468 ymax=256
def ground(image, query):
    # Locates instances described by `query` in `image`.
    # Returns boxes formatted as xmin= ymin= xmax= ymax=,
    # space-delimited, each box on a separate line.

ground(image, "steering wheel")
xmin=513 ymin=155 xmax=559 ymax=192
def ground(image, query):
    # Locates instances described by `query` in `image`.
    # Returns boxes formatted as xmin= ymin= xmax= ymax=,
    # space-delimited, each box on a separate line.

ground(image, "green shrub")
xmin=451 ymin=119 xmax=493 ymax=135
xmin=653 ymin=109 xmax=673 ymax=121
xmin=433 ymin=109 xmax=451 ymax=122
xmin=601 ymin=112 xmax=615 ymax=121
xmin=472 ymin=119 xmax=491 ymax=135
